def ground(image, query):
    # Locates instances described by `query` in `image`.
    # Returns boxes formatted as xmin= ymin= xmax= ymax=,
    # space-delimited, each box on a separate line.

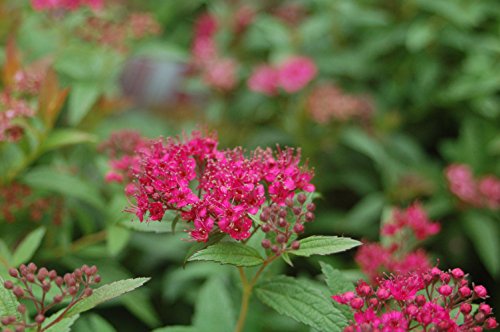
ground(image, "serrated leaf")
xmin=66 ymin=278 xmax=150 ymax=317
xmin=21 ymin=166 xmax=105 ymax=211
xmin=68 ymin=83 xmax=101 ymax=125
xmin=320 ymin=262 xmax=355 ymax=320
xmin=281 ymin=252 xmax=294 ymax=267
xmin=0 ymin=277 xmax=21 ymax=319
xmin=41 ymin=129 xmax=97 ymax=152
xmin=462 ymin=212 xmax=499 ymax=277
xmin=255 ymin=276 xmax=347 ymax=332
xmin=12 ymin=227 xmax=46 ymax=266
xmin=183 ymin=232 xmax=226 ymax=265
xmin=290 ymin=236 xmax=361 ymax=257
xmin=188 ymin=242 xmax=264 ymax=267
xmin=44 ymin=314 xmax=80 ymax=332
xmin=193 ymin=277 xmax=235 ymax=332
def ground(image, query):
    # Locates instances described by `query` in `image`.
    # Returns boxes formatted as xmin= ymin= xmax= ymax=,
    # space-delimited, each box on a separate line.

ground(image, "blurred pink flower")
xmin=247 ymin=65 xmax=279 ymax=96
xmin=278 ymin=56 xmax=317 ymax=93
xmin=202 ymin=58 xmax=238 ymax=92
xmin=478 ymin=176 xmax=500 ymax=209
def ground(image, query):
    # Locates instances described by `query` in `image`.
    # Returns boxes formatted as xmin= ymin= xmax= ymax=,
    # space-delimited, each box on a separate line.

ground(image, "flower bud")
xmin=459 ymin=286 xmax=471 ymax=297
xmin=17 ymin=304 xmax=26 ymax=314
xmin=415 ymin=295 xmax=426 ymax=306
xmin=451 ymin=268 xmax=464 ymax=279
xmin=438 ymin=285 xmax=453 ymax=297
xmin=460 ymin=303 xmax=472 ymax=315
xmin=4 ymin=280 xmax=14 ymax=289
xmin=485 ymin=317 xmax=498 ymax=329
xmin=35 ymin=314 xmax=45 ymax=324
xmin=261 ymin=239 xmax=271 ymax=249
xmin=278 ymin=218 xmax=288 ymax=228
xmin=84 ymin=288 xmax=93 ymax=297
xmin=293 ymin=223 xmax=304 ymax=233
xmin=479 ymin=303 xmax=492 ymax=315
xmin=261 ymin=224 xmax=271 ymax=233
xmin=474 ymin=285 xmax=487 ymax=298
xmin=306 ymin=203 xmax=315 ymax=211
xmin=305 ymin=212 xmax=314 ymax=222
xmin=291 ymin=241 xmax=300 ymax=250
xmin=276 ymin=234 xmax=286 ymax=243
xmin=297 ymin=193 xmax=307 ymax=204
xmin=474 ymin=312 xmax=485 ymax=323
xmin=13 ymin=286 xmax=24 ymax=298
xmin=376 ymin=288 xmax=390 ymax=301
xmin=8 ymin=268 xmax=18 ymax=278
xmin=27 ymin=263 xmax=37 ymax=273
xmin=349 ymin=297 xmax=364 ymax=310
xmin=271 ymin=245 xmax=280 ymax=254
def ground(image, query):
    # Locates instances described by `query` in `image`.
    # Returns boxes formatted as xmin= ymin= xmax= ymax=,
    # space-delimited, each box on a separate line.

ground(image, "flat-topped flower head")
xmin=126 ymin=131 xmax=315 ymax=244
xmin=332 ymin=267 xmax=498 ymax=331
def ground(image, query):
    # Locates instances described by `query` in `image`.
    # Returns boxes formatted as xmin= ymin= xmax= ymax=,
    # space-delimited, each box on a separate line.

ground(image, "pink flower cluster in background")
xmin=31 ymin=0 xmax=103 ymax=11
xmin=356 ymin=203 xmax=440 ymax=282
xmin=445 ymin=164 xmax=500 ymax=210
xmin=306 ymin=83 xmax=374 ymax=124
xmin=191 ymin=13 xmax=238 ymax=92
xmin=99 ymin=130 xmax=148 ymax=187
xmin=126 ymin=131 xmax=315 ymax=242
xmin=0 ymin=93 xmax=35 ymax=142
xmin=248 ymin=56 xmax=317 ymax=95
xmin=333 ymin=267 xmax=498 ymax=331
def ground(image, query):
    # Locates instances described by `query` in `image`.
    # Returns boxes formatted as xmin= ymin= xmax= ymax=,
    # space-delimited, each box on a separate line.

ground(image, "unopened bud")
xmin=261 ymin=239 xmax=271 ymax=249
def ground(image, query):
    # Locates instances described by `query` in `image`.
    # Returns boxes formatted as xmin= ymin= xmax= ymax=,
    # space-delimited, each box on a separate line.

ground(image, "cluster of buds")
xmin=1 ymin=263 xmax=101 ymax=332
xmin=333 ymin=267 xmax=498 ymax=331
xmin=259 ymin=193 xmax=316 ymax=255
xmin=13 ymin=59 xmax=50 ymax=96
xmin=445 ymin=164 xmax=500 ymax=210
xmin=355 ymin=202 xmax=440 ymax=282
xmin=77 ymin=12 xmax=161 ymax=53
xmin=306 ymin=83 xmax=374 ymax=124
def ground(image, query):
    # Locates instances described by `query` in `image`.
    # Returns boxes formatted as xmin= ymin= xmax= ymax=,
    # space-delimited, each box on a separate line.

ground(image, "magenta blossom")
xmin=248 ymin=65 xmax=280 ymax=96
xmin=277 ymin=56 xmax=317 ymax=93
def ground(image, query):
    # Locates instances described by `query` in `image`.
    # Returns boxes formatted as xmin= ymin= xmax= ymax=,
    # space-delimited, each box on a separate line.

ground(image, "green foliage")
xmin=255 ymin=276 xmax=347 ymax=332
xmin=320 ymin=262 xmax=355 ymax=320
xmin=12 ymin=227 xmax=45 ymax=266
xmin=290 ymin=236 xmax=361 ymax=257
xmin=0 ymin=277 xmax=21 ymax=319
xmin=188 ymin=242 xmax=264 ymax=267
xmin=66 ymin=278 xmax=150 ymax=317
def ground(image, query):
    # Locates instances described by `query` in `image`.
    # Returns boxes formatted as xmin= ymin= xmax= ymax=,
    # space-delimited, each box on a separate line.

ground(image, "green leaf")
xmin=290 ymin=236 xmax=361 ymax=257
xmin=0 ymin=277 xmax=21 ymax=319
xmin=44 ymin=314 xmax=80 ymax=332
xmin=73 ymin=314 xmax=116 ymax=332
xmin=12 ymin=227 xmax=46 ymax=266
xmin=122 ymin=289 xmax=161 ymax=327
xmin=152 ymin=327 xmax=195 ymax=332
xmin=255 ymin=276 xmax=347 ymax=332
xmin=187 ymin=242 xmax=264 ymax=267
xmin=183 ymin=232 xmax=226 ymax=265
xmin=21 ymin=166 xmax=105 ymax=211
xmin=462 ymin=212 xmax=500 ymax=277
xmin=42 ymin=129 xmax=97 ymax=152
xmin=193 ymin=277 xmax=235 ymax=332
xmin=107 ymin=225 xmax=131 ymax=256
xmin=320 ymin=262 xmax=355 ymax=320
xmin=68 ymin=83 xmax=101 ymax=125
xmin=118 ymin=220 xmax=173 ymax=233
xmin=66 ymin=278 xmax=150 ymax=317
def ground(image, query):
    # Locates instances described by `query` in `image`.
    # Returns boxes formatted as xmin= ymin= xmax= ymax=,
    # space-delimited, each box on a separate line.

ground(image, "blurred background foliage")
xmin=0 ymin=0 xmax=499 ymax=331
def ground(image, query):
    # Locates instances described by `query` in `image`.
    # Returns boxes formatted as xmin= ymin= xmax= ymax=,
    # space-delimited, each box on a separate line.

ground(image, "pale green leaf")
xmin=188 ymin=242 xmax=264 ymax=267
xmin=66 ymin=278 xmax=150 ymax=317
xmin=290 ymin=236 xmax=361 ymax=257
xmin=12 ymin=227 xmax=46 ymax=266
xmin=42 ymin=129 xmax=97 ymax=152
xmin=193 ymin=277 xmax=235 ymax=332
xmin=0 ymin=277 xmax=21 ymax=319
xmin=320 ymin=262 xmax=355 ymax=320
xmin=255 ymin=276 xmax=347 ymax=332
xmin=107 ymin=225 xmax=131 ymax=256
xmin=44 ymin=314 xmax=80 ymax=332
xmin=68 ymin=83 xmax=101 ymax=125
xmin=21 ymin=166 xmax=105 ymax=211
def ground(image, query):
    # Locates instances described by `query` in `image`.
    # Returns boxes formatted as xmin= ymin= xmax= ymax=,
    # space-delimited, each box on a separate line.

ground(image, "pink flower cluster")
xmin=356 ymin=203 xmax=440 ymax=282
xmin=306 ymin=83 xmax=374 ymax=124
xmin=31 ymin=0 xmax=103 ymax=11
xmin=0 ymin=93 xmax=35 ymax=142
xmin=248 ymin=56 xmax=317 ymax=95
xmin=13 ymin=59 xmax=50 ymax=95
xmin=445 ymin=164 xmax=500 ymax=210
xmin=333 ymin=267 xmax=498 ymax=331
xmin=191 ymin=13 xmax=238 ymax=92
xmin=99 ymin=130 xmax=148 ymax=186
xmin=127 ymin=131 xmax=315 ymax=242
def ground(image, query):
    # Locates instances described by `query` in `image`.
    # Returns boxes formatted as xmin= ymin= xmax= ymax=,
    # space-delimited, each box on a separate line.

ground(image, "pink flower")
xmin=202 ymin=58 xmax=238 ymax=91
xmin=277 ymin=56 xmax=317 ymax=93
xmin=247 ymin=65 xmax=279 ymax=96
xmin=445 ymin=164 xmax=481 ymax=206
xmin=478 ymin=176 xmax=500 ymax=209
